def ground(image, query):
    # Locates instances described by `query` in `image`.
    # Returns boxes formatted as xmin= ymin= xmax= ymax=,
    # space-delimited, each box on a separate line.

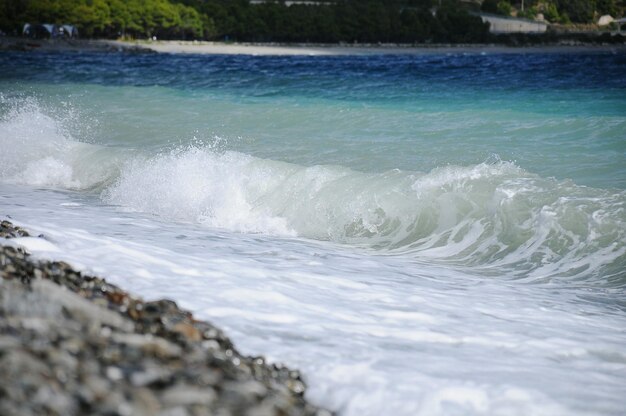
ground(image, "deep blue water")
xmin=2 ymin=51 xmax=626 ymax=103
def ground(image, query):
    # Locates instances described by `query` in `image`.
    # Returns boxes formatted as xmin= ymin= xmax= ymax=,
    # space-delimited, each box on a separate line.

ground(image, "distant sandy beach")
xmin=1 ymin=37 xmax=625 ymax=55
xmin=114 ymin=39 xmax=626 ymax=55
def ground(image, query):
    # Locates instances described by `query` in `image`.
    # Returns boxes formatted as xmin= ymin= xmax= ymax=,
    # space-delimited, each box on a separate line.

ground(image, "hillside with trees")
xmin=0 ymin=0 xmax=205 ymax=39
xmin=481 ymin=0 xmax=625 ymax=24
xmin=1 ymin=0 xmax=624 ymax=43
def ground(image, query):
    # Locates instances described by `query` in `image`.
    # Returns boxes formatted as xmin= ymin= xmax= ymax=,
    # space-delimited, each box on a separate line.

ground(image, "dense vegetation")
xmin=0 ymin=0 xmax=205 ymax=39
xmin=1 ymin=0 xmax=623 ymax=43
xmin=481 ymin=0 xmax=625 ymax=24
xmin=179 ymin=0 xmax=491 ymax=43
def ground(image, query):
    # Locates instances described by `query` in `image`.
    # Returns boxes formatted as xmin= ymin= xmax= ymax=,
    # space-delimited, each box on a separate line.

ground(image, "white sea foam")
xmin=3 ymin=187 xmax=625 ymax=416
xmin=2 ymin=99 xmax=624 ymax=284
xmin=101 ymin=145 xmax=625 ymax=284
xmin=103 ymin=147 xmax=296 ymax=235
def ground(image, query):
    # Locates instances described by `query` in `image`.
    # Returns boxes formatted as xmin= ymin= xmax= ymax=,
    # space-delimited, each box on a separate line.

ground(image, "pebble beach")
xmin=1 ymin=220 xmax=329 ymax=416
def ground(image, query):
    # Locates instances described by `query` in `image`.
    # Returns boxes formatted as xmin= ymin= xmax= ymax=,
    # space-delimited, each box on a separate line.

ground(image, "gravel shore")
xmin=0 ymin=220 xmax=330 ymax=416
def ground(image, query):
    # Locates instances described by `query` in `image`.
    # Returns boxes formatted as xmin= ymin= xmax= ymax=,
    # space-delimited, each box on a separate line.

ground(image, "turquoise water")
xmin=2 ymin=52 xmax=625 ymax=187
xmin=1 ymin=50 xmax=626 ymax=415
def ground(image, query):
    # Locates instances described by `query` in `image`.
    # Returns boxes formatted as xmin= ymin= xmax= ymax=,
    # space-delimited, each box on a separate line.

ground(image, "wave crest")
xmin=101 ymin=145 xmax=626 ymax=283
xmin=2 ymin=99 xmax=624 ymax=283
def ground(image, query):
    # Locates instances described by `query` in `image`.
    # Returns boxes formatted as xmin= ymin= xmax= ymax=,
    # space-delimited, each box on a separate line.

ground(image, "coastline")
xmin=2 ymin=36 xmax=625 ymax=56
xmin=0 ymin=220 xmax=330 ymax=416
xmin=124 ymin=40 xmax=626 ymax=55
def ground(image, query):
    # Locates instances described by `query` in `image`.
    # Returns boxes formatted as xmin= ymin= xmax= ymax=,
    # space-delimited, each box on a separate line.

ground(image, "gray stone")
xmin=162 ymin=385 xmax=217 ymax=407
xmin=111 ymin=332 xmax=183 ymax=358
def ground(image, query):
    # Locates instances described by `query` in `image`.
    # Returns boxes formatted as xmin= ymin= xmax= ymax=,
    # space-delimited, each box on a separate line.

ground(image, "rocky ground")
xmin=0 ymin=37 xmax=151 ymax=53
xmin=0 ymin=220 xmax=330 ymax=416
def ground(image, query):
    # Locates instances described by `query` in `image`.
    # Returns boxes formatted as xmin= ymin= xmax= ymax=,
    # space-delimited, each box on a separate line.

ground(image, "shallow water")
xmin=1 ymin=50 xmax=626 ymax=415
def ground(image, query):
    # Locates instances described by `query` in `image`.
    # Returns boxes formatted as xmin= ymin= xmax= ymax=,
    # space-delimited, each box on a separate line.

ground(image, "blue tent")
xmin=61 ymin=25 xmax=79 ymax=38
xmin=23 ymin=23 xmax=79 ymax=38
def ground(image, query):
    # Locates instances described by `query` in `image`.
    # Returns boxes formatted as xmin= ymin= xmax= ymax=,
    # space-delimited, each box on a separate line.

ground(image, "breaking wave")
xmin=2 ymin=98 xmax=625 ymax=284
xmin=0 ymin=97 xmax=124 ymax=190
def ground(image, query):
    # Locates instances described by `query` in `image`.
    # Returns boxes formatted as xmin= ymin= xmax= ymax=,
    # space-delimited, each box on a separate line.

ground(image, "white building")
xmin=478 ymin=13 xmax=548 ymax=34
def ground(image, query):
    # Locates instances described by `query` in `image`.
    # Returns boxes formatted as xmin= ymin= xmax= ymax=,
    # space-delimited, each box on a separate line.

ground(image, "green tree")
xmin=555 ymin=0 xmax=596 ymax=22
xmin=435 ymin=2 xmax=490 ymax=42
xmin=497 ymin=1 xmax=513 ymax=16
xmin=73 ymin=0 xmax=112 ymax=37
xmin=176 ymin=4 xmax=203 ymax=39
xmin=124 ymin=0 xmax=146 ymax=37
xmin=542 ymin=2 xmax=560 ymax=22
xmin=0 ymin=0 xmax=28 ymax=34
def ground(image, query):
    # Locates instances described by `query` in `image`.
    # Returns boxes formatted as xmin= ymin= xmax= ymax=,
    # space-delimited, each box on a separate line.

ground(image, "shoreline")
xmin=0 ymin=220 xmax=330 ymax=416
xmin=1 ymin=37 xmax=625 ymax=56
xmin=125 ymin=40 xmax=626 ymax=55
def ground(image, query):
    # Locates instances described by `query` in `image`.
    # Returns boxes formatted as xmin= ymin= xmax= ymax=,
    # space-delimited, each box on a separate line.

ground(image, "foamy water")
xmin=1 ymin=51 xmax=626 ymax=415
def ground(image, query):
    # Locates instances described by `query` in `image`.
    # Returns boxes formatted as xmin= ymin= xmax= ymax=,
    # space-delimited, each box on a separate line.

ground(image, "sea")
xmin=1 ymin=49 xmax=625 ymax=415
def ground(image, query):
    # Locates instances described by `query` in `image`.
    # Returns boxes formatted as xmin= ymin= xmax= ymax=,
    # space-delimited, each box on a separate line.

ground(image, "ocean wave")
xmin=2 ymin=98 xmax=625 ymax=283
xmin=82 ymin=147 xmax=626 ymax=284
xmin=0 ymin=97 xmax=122 ymax=190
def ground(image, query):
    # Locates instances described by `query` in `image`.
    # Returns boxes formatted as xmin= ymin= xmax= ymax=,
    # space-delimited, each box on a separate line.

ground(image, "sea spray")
xmin=103 ymin=147 xmax=296 ymax=235
xmin=2 ymin=98 xmax=624 ymax=284
xmin=0 ymin=97 xmax=121 ymax=190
